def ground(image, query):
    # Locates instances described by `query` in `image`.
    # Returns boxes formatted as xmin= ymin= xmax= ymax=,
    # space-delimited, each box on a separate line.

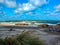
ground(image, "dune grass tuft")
xmin=0 ymin=31 xmax=45 ymax=45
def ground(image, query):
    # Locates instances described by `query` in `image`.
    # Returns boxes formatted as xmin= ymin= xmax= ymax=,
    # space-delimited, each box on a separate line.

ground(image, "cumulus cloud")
xmin=0 ymin=0 xmax=4 ymax=3
xmin=42 ymin=7 xmax=60 ymax=17
xmin=5 ymin=0 xmax=16 ymax=8
xmin=15 ymin=3 xmax=36 ymax=14
xmin=45 ymin=4 xmax=60 ymax=17
xmin=46 ymin=4 xmax=60 ymax=17
xmin=0 ymin=0 xmax=16 ymax=8
xmin=15 ymin=0 xmax=48 ymax=14
xmin=55 ymin=4 xmax=60 ymax=9
xmin=0 ymin=0 xmax=48 ymax=15
xmin=30 ymin=0 xmax=47 ymax=6
xmin=23 ymin=3 xmax=35 ymax=11
xmin=55 ymin=4 xmax=60 ymax=12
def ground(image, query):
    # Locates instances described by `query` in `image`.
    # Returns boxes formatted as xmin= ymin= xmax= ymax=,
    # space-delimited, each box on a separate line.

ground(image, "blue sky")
xmin=0 ymin=0 xmax=60 ymax=21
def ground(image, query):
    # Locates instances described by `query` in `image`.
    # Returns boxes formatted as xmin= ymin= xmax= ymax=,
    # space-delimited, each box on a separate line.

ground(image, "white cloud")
xmin=5 ymin=0 xmax=16 ymax=8
xmin=15 ymin=0 xmax=48 ymax=14
xmin=42 ymin=4 xmax=60 ymax=17
xmin=0 ymin=0 xmax=17 ymax=8
xmin=23 ymin=3 xmax=35 ymax=11
xmin=55 ymin=4 xmax=60 ymax=12
xmin=30 ymin=0 xmax=47 ymax=6
xmin=55 ymin=9 xmax=60 ymax=12
xmin=26 ymin=12 xmax=34 ymax=15
xmin=43 ymin=10 xmax=51 ymax=14
xmin=0 ymin=0 xmax=4 ymax=3
xmin=15 ymin=3 xmax=36 ymax=14
xmin=0 ymin=0 xmax=48 ymax=15
xmin=55 ymin=4 xmax=60 ymax=9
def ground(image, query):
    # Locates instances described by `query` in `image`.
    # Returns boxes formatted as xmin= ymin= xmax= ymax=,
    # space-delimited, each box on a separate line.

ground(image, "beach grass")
xmin=0 ymin=31 xmax=44 ymax=45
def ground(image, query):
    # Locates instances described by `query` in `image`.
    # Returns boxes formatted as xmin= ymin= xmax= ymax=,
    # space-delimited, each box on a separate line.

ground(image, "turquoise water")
xmin=0 ymin=20 xmax=60 ymax=24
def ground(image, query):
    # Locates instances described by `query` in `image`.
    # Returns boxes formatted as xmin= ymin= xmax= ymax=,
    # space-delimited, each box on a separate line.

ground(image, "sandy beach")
xmin=0 ymin=26 xmax=60 ymax=45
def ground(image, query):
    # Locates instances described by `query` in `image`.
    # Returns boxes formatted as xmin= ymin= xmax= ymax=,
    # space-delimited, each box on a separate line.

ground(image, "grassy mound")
xmin=0 ymin=31 xmax=45 ymax=45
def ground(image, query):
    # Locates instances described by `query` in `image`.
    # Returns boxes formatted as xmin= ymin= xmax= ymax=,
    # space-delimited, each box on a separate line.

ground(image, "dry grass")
xmin=0 ymin=31 xmax=45 ymax=45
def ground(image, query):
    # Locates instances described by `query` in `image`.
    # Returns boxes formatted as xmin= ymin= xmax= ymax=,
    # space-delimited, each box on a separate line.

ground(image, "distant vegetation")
xmin=0 ymin=31 xmax=44 ymax=45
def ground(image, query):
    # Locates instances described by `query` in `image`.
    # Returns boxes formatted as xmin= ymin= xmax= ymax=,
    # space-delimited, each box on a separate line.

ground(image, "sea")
xmin=0 ymin=20 xmax=60 ymax=25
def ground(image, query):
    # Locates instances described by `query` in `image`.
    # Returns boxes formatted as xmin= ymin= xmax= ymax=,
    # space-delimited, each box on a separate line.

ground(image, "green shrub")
xmin=4 ymin=37 xmax=20 ymax=45
xmin=0 ymin=39 xmax=5 ymax=45
xmin=16 ymin=31 xmax=44 ymax=45
xmin=0 ymin=31 xmax=44 ymax=45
